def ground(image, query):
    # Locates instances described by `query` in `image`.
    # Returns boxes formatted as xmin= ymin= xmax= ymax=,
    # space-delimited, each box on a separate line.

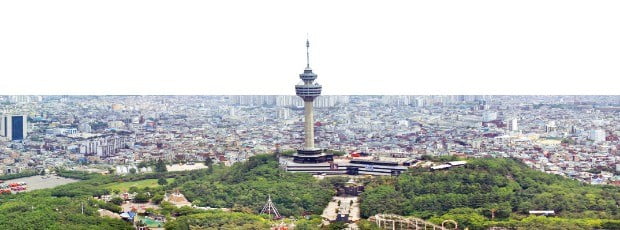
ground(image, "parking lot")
xmin=2 ymin=175 xmax=79 ymax=194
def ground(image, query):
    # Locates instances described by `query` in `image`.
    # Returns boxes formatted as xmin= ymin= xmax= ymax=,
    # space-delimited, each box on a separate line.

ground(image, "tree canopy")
xmin=172 ymin=154 xmax=334 ymax=216
xmin=359 ymin=158 xmax=620 ymax=229
xmin=164 ymin=210 xmax=270 ymax=229
xmin=154 ymin=159 xmax=168 ymax=173
xmin=0 ymin=194 xmax=131 ymax=229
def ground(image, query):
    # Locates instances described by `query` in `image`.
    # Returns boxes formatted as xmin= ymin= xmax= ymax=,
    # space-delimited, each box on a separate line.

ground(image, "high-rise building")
xmin=545 ymin=121 xmax=557 ymax=133
xmin=80 ymin=137 xmax=128 ymax=157
xmin=414 ymin=98 xmax=425 ymax=107
xmin=229 ymin=107 xmax=236 ymax=117
xmin=107 ymin=121 xmax=125 ymax=129
xmin=381 ymin=96 xmax=411 ymax=106
xmin=1 ymin=115 xmax=28 ymax=141
xmin=78 ymin=123 xmax=92 ymax=133
xmin=508 ymin=118 xmax=518 ymax=131
xmin=276 ymin=108 xmax=290 ymax=120
xmin=570 ymin=125 xmax=578 ymax=134
xmin=589 ymin=129 xmax=606 ymax=142
xmin=231 ymin=95 xmax=277 ymax=106
xmin=275 ymin=95 xmax=345 ymax=108
xmin=482 ymin=111 xmax=497 ymax=122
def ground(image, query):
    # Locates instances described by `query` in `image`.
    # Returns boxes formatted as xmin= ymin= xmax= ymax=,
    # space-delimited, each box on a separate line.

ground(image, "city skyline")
xmin=1 ymin=94 xmax=619 ymax=228
xmin=1 ymin=1 xmax=619 ymax=228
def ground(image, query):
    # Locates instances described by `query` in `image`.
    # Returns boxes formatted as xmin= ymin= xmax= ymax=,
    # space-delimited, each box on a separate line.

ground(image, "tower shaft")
xmin=304 ymin=100 xmax=314 ymax=149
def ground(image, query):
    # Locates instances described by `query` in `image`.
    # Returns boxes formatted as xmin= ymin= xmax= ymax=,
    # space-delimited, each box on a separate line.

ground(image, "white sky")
xmin=1 ymin=0 xmax=619 ymax=95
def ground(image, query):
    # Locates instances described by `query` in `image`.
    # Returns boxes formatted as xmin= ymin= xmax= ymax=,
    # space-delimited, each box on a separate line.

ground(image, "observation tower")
xmin=293 ymin=39 xmax=333 ymax=163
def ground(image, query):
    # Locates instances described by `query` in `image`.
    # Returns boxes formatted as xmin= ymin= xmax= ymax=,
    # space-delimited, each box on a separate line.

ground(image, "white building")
xmin=78 ymin=123 xmax=92 ymax=133
xmin=50 ymin=128 xmax=78 ymax=135
xmin=509 ymin=118 xmax=518 ymax=131
xmin=589 ymin=129 xmax=606 ymax=143
xmin=545 ymin=121 xmax=557 ymax=133
xmin=415 ymin=98 xmax=426 ymax=107
xmin=482 ymin=111 xmax=497 ymax=122
xmin=274 ymin=95 xmax=346 ymax=108
xmin=276 ymin=108 xmax=290 ymax=120
xmin=80 ymin=137 xmax=128 ymax=157
xmin=107 ymin=121 xmax=125 ymax=129
xmin=229 ymin=107 xmax=236 ymax=117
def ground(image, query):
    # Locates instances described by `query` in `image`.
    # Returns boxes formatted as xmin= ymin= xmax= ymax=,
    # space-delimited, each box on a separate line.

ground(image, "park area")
xmin=104 ymin=178 xmax=175 ymax=192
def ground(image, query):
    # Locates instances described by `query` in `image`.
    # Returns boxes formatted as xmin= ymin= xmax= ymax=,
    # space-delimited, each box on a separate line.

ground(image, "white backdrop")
xmin=1 ymin=0 xmax=618 ymax=95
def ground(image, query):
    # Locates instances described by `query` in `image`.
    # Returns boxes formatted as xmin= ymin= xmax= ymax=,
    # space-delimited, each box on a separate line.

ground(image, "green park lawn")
xmin=104 ymin=178 xmax=175 ymax=192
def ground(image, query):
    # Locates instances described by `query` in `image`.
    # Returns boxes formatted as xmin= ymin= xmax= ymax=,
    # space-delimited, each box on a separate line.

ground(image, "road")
xmin=321 ymin=196 xmax=361 ymax=228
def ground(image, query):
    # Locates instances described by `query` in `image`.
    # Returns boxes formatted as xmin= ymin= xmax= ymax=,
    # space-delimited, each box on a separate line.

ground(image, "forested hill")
xmin=174 ymin=154 xmax=335 ymax=217
xmin=360 ymin=157 xmax=620 ymax=230
xmin=0 ymin=154 xmax=335 ymax=229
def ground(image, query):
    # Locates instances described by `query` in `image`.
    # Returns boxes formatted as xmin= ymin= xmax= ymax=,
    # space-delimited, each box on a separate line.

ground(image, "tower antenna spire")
xmin=306 ymin=34 xmax=310 ymax=68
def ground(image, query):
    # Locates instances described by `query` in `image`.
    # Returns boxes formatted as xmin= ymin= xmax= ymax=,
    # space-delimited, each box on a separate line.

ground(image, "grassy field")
xmin=104 ymin=178 xmax=175 ymax=192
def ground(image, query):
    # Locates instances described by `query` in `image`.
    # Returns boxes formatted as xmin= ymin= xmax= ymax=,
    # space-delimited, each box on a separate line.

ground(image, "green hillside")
xmin=104 ymin=178 xmax=175 ymax=191
xmin=0 ymin=193 xmax=132 ymax=230
xmin=0 ymin=154 xmax=335 ymax=229
xmin=173 ymin=154 xmax=335 ymax=216
xmin=360 ymin=157 xmax=620 ymax=229
xmin=4 ymin=155 xmax=619 ymax=229
xmin=164 ymin=211 xmax=270 ymax=229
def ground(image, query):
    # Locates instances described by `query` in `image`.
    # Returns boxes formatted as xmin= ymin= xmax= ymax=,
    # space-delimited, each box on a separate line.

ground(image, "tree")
xmin=205 ymin=157 xmax=214 ymax=173
xmin=0 ymin=196 xmax=133 ymax=229
xmin=134 ymin=192 xmax=150 ymax=203
xmin=137 ymin=161 xmax=148 ymax=169
xmin=151 ymin=194 xmax=164 ymax=204
xmin=176 ymin=154 xmax=334 ymax=217
xmin=129 ymin=168 xmax=137 ymax=174
xmin=164 ymin=211 xmax=270 ymax=229
xmin=359 ymin=185 xmax=406 ymax=217
xmin=295 ymin=217 xmax=323 ymax=230
xmin=359 ymin=157 xmax=620 ymax=229
xmin=110 ymin=197 xmax=124 ymax=205
xmin=430 ymin=208 xmax=486 ymax=230
xmin=327 ymin=221 xmax=348 ymax=230
xmin=357 ymin=220 xmax=381 ymax=230
xmin=602 ymin=221 xmax=620 ymax=230
xmin=158 ymin=177 xmax=168 ymax=186
xmin=90 ymin=121 xmax=108 ymax=130
xmin=154 ymin=159 xmax=168 ymax=173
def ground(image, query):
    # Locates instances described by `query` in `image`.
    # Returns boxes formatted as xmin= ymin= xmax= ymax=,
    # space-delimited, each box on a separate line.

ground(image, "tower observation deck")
xmin=293 ymin=38 xmax=333 ymax=163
